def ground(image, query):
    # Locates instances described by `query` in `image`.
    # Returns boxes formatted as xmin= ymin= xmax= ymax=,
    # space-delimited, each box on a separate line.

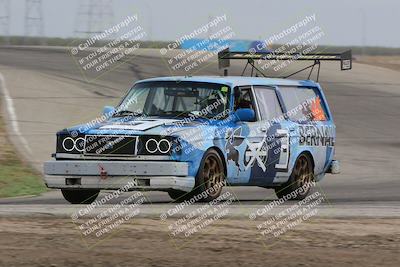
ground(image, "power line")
xmin=0 ymin=0 xmax=10 ymax=44
xmin=74 ymin=0 xmax=114 ymax=38
xmin=24 ymin=0 xmax=44 ymax=37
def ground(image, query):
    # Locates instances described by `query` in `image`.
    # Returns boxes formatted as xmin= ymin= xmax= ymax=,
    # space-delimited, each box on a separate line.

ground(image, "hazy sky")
xmin=3 ymin=0 xmax=399 ymax=47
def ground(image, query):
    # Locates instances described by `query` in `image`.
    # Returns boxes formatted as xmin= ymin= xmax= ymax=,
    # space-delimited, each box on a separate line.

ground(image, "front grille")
xmin=84 ymin=135 xmax=138 ymax=156
xmin=56 ymin=134 xmax=177 ymax=156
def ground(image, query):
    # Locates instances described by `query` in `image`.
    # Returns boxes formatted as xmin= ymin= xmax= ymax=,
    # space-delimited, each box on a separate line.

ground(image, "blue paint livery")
xmin=60 ymin=76 xmax=336 ymax=188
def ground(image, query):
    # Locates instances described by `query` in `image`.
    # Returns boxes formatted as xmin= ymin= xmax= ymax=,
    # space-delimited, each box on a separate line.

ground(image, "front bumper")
xmin=43 ymin=160 xmax=195 ymax=192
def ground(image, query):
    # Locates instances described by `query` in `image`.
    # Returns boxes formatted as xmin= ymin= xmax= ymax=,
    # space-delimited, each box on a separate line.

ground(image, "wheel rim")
xmin=293 ymin=155 xmax=313 ymax=190
xmin=203 ymin=154 xmax=223 ymax=197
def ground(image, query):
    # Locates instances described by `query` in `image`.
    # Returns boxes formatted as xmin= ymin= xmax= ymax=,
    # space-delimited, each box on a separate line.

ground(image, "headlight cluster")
xmin=57 ymin=134 xmax=86 ymax=154
xmin=145 ymin=138 xmax=171 ymax=154
xmin=62 ymin=137 xmax=85 ymax=152
xmin=138 ymin=135 xmax=176 ymax=155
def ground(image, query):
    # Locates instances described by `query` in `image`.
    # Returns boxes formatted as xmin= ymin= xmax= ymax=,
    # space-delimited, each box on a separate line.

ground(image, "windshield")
xmin=116 ymin=81 xmax=230 ymax=118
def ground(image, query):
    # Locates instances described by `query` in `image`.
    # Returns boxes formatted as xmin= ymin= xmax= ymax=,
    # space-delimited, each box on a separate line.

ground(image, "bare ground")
xmin=0 ymin=217 xmax=399 ymax=267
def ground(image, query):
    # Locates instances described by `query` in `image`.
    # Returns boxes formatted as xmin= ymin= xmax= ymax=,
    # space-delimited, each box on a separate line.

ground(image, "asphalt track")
xmin=0 ymin=46 xmax=399 ymax=214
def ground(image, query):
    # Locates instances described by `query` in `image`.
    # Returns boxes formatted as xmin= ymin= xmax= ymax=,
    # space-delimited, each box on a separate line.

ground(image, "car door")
xmin=246 ymin=86 xmax=289 ymax=185
xmin=226 ymin=85 xmax=288 ymax=186
xmin=224 ymin=86 xmax=256 ymax=184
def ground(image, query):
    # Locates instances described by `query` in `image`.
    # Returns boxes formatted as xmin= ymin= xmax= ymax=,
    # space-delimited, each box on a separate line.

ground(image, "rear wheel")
xmin=61 ymin=189 xmax=100 ymax=204
xmin=275 ymin=154 xmax=314 ymax=200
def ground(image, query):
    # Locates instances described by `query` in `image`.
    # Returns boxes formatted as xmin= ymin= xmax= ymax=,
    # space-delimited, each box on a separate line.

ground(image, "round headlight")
xmin=145 ymin=139 xmax=158 ymax=153
xmin=75 ymin=137 xmax=86 ymax=152
xmin=158 ymin=139 xmax=171 ymax=153
xmin=62 ymin=137 xmax=75 ymax=152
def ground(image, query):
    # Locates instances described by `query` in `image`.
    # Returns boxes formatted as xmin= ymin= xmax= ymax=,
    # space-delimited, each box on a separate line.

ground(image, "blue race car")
xmin=44 ymin=49 xmax=351 ymax=204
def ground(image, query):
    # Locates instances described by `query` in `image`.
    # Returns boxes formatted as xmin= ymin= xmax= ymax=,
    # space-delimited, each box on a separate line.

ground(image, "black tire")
xmin=167 ymin=189 xmax=194 ymax=202
xmin=274 ymin=154 xmax=314 ymax=200
xmin=194 ymin=149 xmax=225 ymax=202
xmin=61 ymin=189 xmax=100 ymax=204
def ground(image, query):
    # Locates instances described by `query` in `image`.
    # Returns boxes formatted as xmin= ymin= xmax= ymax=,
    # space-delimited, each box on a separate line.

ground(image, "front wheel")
xmin=274 ymin=154 xmax=314 ymax=200
xmin=61 ymin=189 xmax=100 ymax=204
xmin=194 ymin=149 xmax=225 ymax=202
xmin=167 ymin=189 xmax=193 ymax=202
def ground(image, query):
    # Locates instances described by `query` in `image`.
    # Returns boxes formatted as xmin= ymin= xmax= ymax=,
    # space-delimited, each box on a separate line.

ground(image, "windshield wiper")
xmin=173 ymin=111 xmax=211 ymax=119
xmin=113 ymin=110 xmax=146 ymax=117
xmin=188 ymin=111 xmax=211 ymax=119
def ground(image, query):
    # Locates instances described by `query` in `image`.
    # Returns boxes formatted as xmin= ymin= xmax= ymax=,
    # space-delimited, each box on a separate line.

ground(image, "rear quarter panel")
xmin=279 ymin=83 xmax=336 ymax=182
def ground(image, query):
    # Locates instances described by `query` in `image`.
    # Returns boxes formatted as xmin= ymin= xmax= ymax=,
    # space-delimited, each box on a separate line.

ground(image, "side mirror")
xmin=102 ymin=106 xmax=115 ymax=116
xmin=234 ymin=108 xmax=255 ymax=122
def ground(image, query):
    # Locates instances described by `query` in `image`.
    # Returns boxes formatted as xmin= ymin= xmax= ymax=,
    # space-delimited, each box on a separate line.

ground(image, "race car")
xmin=43 ymin=49 xmax=350 ymax=204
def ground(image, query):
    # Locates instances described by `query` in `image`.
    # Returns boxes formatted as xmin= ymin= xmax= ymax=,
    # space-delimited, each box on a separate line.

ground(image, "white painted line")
xmin=0 ymin=72 xmax=33 ymax=155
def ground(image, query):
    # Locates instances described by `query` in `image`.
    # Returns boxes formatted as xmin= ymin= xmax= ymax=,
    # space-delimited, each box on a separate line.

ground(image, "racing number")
xmin=275 ymin=129 xmax=289 ymax=170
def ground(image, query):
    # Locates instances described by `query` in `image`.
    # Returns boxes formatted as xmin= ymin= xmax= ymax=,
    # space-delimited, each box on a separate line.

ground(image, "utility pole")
xmin=74 ymin=0 xmax=114 ymax=39
xmin=141 ymin=2 xmax=152 ymax=41
xmin=207 ymin=15 xmax=215 ymax=39
xmin=361 ymin=8 xmax=367 ymax=56
xmin=25 ymin=0 xmax=44 ymax=37
xmin=0 ymin=0 xmax=10 ymax=44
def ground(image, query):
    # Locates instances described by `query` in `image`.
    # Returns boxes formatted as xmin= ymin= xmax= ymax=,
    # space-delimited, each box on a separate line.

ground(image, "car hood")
xmin=60 ymin=117 xmax=229 ymax=140
xmin=93 ymin=118 xmax=180 ymax=132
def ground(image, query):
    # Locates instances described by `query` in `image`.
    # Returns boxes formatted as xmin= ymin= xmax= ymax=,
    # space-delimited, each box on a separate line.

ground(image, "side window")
xmin=254 ymin=87 xmax=283 ymax=121
xmin=279 ymin=86 xmax=328 ymax=122
xmin=234 ymin=87 xmax=256 ymax=111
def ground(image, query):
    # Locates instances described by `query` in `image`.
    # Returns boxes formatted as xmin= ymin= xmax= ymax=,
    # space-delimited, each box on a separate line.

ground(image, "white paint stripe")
xmin=99 ymin=119 xmax=179 ymax=131
xmin=0 ymin=72 xmax=33 ymax=155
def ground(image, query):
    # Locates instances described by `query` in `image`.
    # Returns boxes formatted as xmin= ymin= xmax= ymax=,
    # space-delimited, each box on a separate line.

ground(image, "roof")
xmin=136 ymin=76 xmax=319 ymax=88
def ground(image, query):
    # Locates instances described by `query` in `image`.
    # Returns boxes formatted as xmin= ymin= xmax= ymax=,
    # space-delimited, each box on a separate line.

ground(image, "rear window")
xmin=279 ymin=86 xmax=328 ymax=122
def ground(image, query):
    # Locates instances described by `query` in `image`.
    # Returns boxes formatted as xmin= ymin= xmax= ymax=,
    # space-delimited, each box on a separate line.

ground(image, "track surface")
xmin=0 ymin=46 xmax=399 ymax=207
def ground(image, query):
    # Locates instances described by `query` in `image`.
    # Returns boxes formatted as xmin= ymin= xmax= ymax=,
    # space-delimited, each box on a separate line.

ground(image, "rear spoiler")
xmin=218 ymin=48 xmax=352 ymax=80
